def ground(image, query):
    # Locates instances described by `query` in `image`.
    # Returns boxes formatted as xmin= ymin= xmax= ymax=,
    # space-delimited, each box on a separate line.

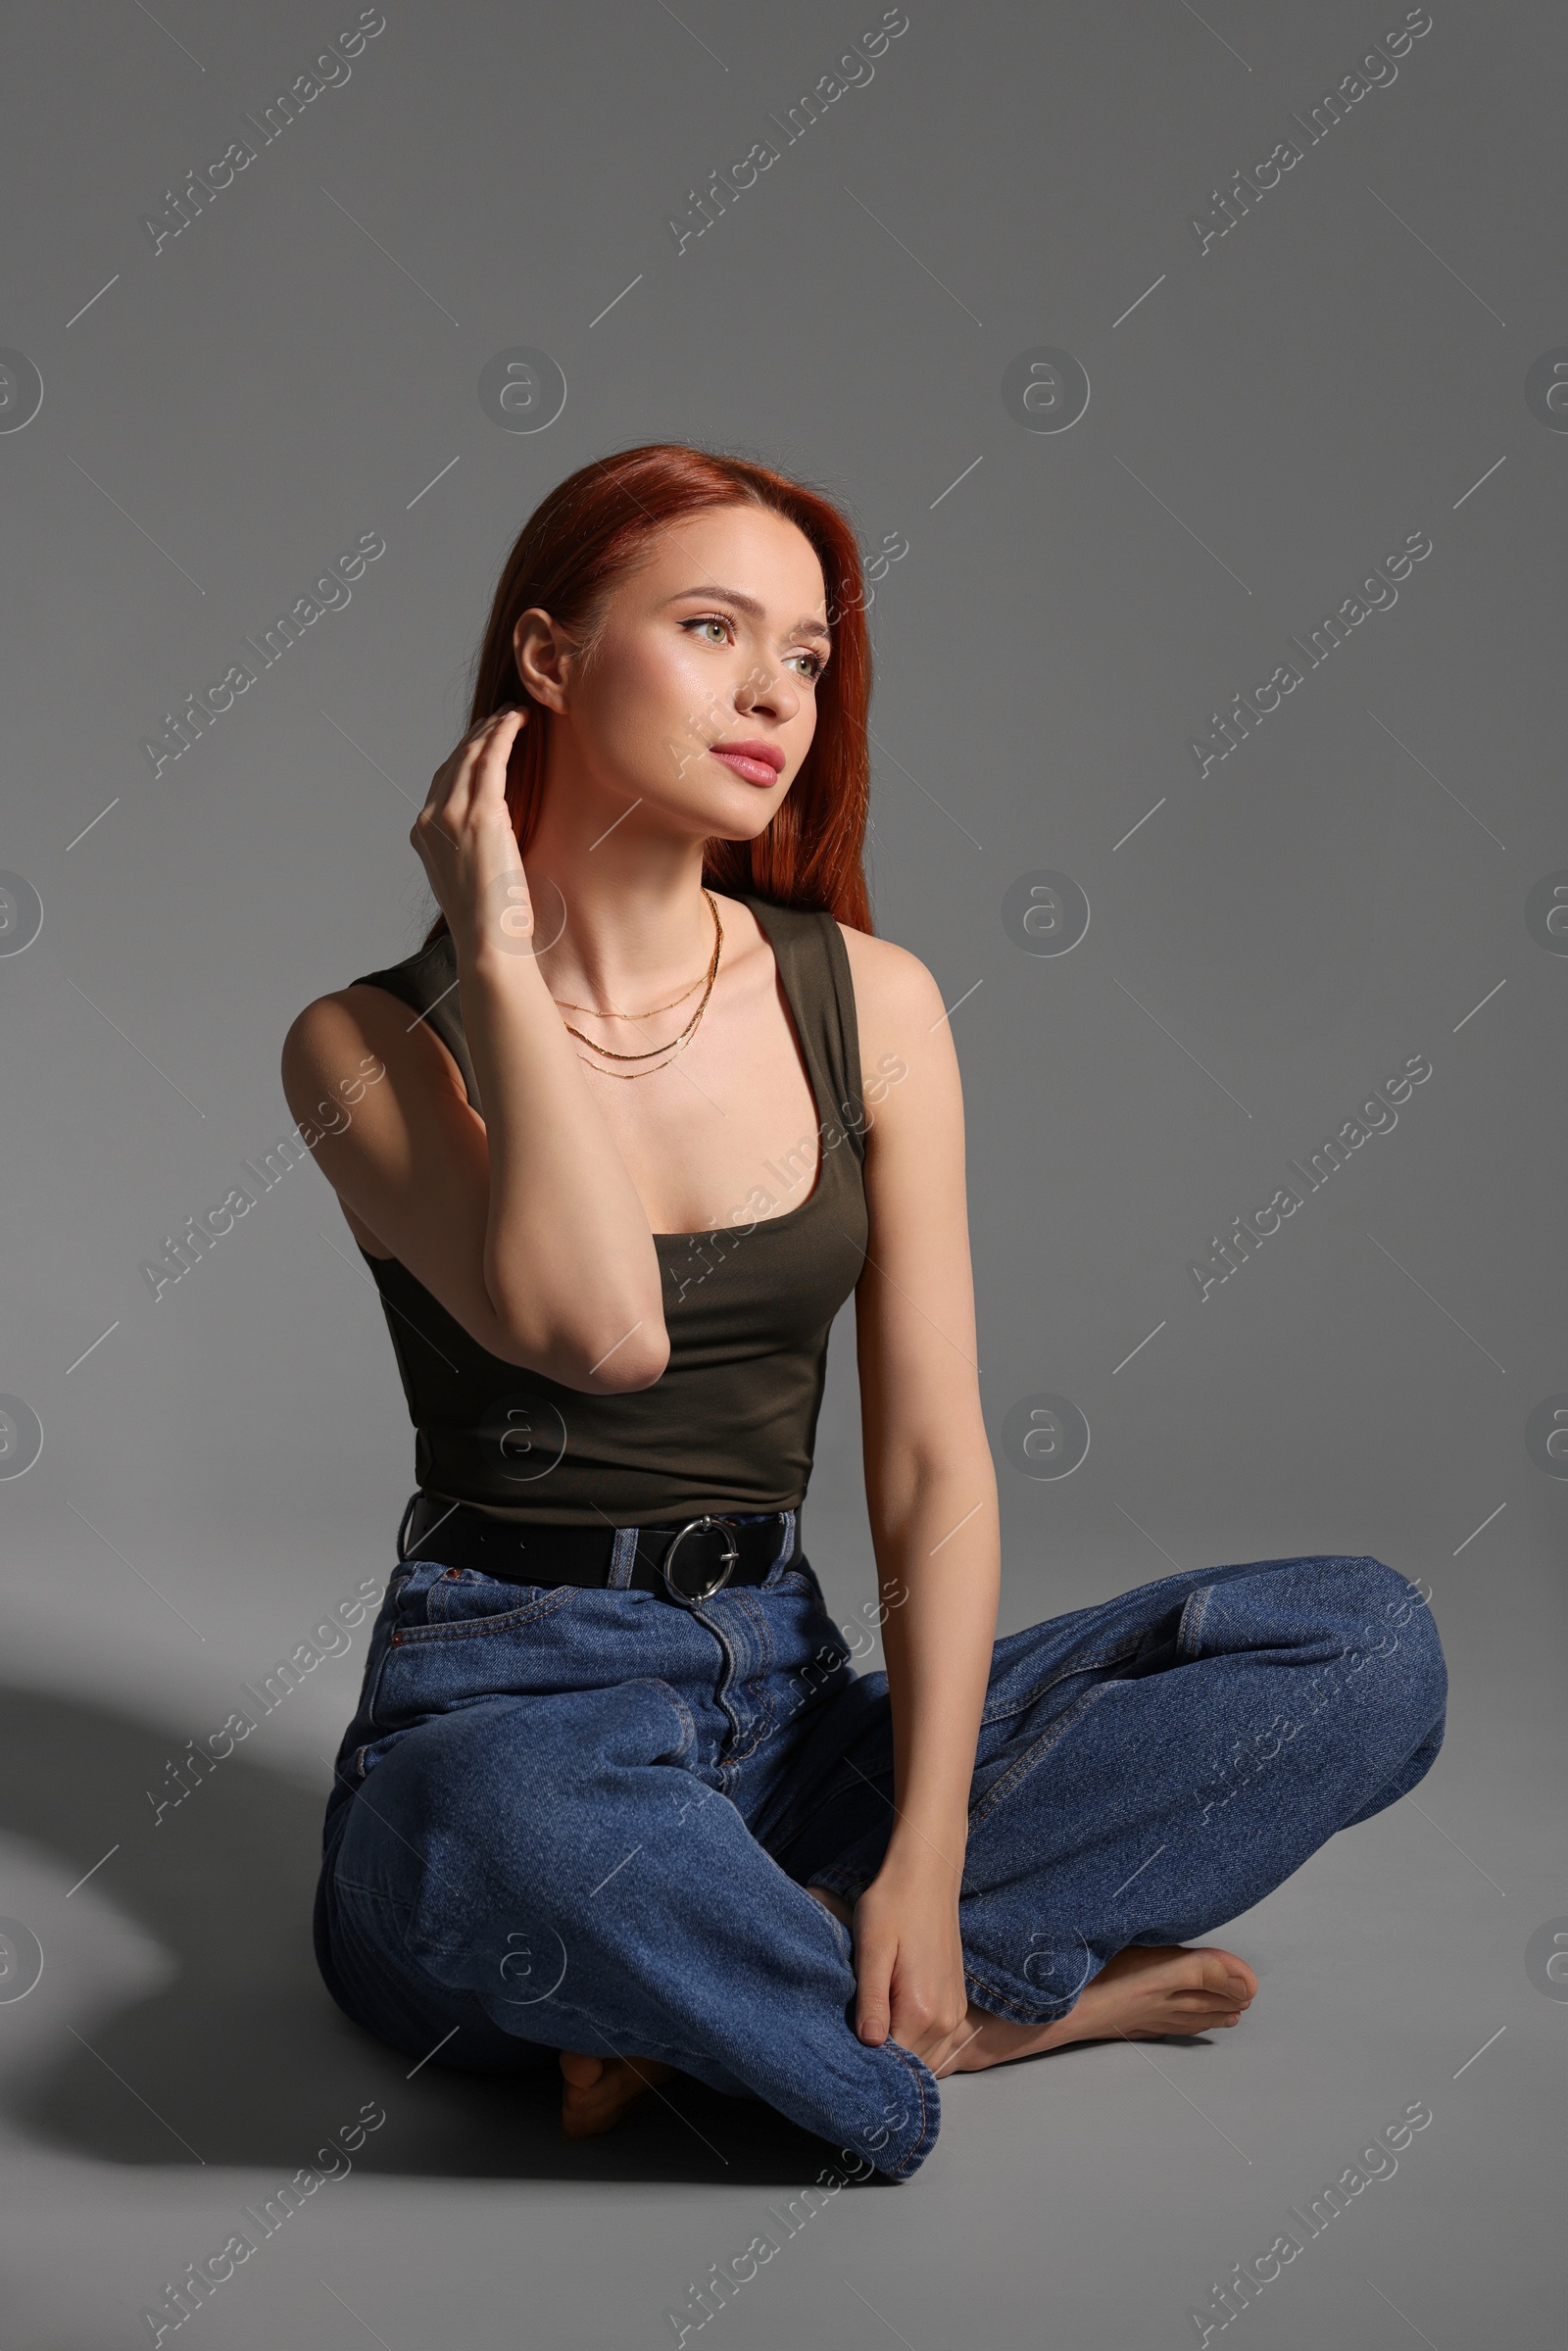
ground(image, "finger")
xmin=411 ymin=739 xmax=531 ymax=904
xmin=466 ymin=709 xmax=531 ymax=819
xmin=414 ymin=719 xmax=531 ymax=869
xmin=461 ymin=703 xmax=526 ymax=744
xmin=854 ymin=1943 xmax=894 ymax=2046
xmin=463 ymin=705 xmax=528 ymax=758
xmin=422 ymin=708 xmax=525 ymax=826
xmin=447 ymin=708 xmax=528 ymax=825
xmin=439 ymin=708 xmax=507 ymax=775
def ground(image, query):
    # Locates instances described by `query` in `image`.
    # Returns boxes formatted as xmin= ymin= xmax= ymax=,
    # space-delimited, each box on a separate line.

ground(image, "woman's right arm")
xmin=280 ymin=709 xmax=670 ymax=1394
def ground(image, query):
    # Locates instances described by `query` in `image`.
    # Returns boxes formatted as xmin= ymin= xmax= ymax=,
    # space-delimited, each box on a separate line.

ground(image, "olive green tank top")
xmin=350 ymin=893 xmax=869 ymax=1525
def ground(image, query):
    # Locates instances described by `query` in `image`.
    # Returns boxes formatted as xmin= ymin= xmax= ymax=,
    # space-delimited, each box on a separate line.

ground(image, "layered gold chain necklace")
xmin=549 ymin=888 xmax=723 ymax=1080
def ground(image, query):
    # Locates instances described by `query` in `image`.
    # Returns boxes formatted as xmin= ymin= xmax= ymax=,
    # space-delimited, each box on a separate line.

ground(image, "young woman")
xmin=286 ymin=444 xmax=1446 ymax=2179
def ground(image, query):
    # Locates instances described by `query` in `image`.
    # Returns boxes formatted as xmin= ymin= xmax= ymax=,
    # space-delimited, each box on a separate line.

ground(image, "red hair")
xmin=424 ymin=442 xmax=874 ymax=944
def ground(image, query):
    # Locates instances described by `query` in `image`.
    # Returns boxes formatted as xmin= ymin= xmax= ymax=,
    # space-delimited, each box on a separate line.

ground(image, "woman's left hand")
xmin=850 ymin=1846 xmax=971 ymax=2067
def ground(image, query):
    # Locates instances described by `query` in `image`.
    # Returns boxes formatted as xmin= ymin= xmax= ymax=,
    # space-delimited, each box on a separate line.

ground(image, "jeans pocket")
xmin=389 ymin=1565 xmax=581 ymax=1645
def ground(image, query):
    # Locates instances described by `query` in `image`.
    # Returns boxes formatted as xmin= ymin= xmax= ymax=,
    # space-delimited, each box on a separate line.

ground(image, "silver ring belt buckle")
xmin=659 ymin=1515 xmax=740 ymax=1606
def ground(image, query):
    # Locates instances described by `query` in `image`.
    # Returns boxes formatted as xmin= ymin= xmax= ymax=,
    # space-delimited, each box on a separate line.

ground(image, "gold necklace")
xmin=552 ymin=970 xmax=707 ymax=1019
xmin=559 ymin=889 xmax=723 ymax=1073
xmin=574 ymin=1039 xmax=690 ymax=1080
xmin=550 ymin=889 xmax=720 ymax=1028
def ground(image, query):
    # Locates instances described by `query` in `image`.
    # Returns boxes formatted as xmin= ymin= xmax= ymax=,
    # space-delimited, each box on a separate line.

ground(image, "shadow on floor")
xmin=0 ymin=1683 xmax=860 ymax=2187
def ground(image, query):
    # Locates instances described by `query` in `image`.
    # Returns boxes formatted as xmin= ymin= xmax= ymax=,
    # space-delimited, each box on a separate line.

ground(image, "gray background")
xmin=0 ymin=1 xmax=1561 ymax=2343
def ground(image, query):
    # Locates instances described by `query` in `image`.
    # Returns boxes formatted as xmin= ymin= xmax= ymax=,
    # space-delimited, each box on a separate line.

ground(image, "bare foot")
xmin=558 ymin=2048 xmax=676 ymax=2138
xmin=808 ymin=1887 xmax=1255 ymax=2077
xmin=934 ymin=1942 xmax=1259 ymax=2076
xmin=558 ymin=1887 xmax=851 ymax=2138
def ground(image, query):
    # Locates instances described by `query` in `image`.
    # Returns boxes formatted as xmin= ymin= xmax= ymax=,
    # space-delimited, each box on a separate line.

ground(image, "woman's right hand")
xmin=410 ymin=707 xmax=535 ymax=960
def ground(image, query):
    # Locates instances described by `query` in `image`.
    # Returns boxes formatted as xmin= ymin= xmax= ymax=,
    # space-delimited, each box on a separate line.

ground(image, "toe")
xmin=559 ymin=2051 xmax=606 ymax=2089
xmin=1197 ymin=1948 xmax=1256 ymax=2000
xmin=1174 ymin=2006 xmax=1244 ymax=2036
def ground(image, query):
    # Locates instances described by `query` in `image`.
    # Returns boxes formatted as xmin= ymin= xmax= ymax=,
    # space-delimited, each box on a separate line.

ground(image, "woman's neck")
xmin=521 ymin=817 xmax=725 ymax=1014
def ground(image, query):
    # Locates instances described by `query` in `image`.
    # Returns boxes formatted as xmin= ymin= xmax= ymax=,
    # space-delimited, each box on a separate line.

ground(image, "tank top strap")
xmin=349 ymin=897 xmax=865 ymax=1148
xmin=350 ymin=931 xmax=481 ymax=1110
xmin=741 ymin=893 xmax=866 ymax=1161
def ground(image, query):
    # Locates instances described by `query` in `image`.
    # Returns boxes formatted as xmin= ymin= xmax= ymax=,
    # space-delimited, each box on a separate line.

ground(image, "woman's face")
xmin=516 ymin=503 xmax=832 ymax=845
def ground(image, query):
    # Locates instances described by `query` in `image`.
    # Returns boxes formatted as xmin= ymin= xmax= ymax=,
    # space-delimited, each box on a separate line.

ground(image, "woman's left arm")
xmin=838 ymin=926 xmax=1002 ymax=2064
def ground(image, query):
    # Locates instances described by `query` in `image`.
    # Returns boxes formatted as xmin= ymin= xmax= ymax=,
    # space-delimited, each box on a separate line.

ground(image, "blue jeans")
xmin=313 ymin=1511 xmax=1446 ymax=2180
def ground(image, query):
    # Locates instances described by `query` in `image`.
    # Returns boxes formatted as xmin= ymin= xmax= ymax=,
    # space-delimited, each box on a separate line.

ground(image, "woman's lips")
xmin=709 ymin=747 xmax=783 ymax=787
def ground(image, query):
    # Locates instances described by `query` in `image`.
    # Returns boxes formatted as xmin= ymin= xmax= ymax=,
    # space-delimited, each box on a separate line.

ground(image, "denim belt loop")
xmin=607 ymin=1526 xmax=640 ymax=1590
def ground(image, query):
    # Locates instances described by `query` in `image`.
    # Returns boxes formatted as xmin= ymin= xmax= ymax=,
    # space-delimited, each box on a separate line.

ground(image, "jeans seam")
xmin=962 ymin=1964 xmax=1075 ymax=2025
xmin=967 ymin=1682 xmax=1112 ymax=1833
xmin=636 ymin=1674 xmax=697 ymax=1762
xmin=1179 ymin=1586 xmax=1213 ymax=1656
xmin=876 ymin=2039 xmax=939 ymax=2177
xmin=765 ymin=1641 xmax=1144 ymax=1868
xmin=722 ymin=1713 xmax=774 ymax=1768
xmin=725 ymin=1588 xmax=778 ymax=1765
xmin=977 ymin=1637 xmax=1145 ymax=1728
xmin=363 ymin=1629 xmax=400 ymax=1734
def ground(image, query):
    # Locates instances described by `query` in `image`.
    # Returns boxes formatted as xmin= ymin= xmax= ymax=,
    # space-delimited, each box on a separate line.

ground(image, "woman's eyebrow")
xmin=666 ymin=584 xmax=831 ymax=648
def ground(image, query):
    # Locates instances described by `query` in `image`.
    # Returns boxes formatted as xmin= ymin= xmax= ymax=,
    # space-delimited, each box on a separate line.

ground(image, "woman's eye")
xmin=682 ymin=616 xmax=824 ymax=680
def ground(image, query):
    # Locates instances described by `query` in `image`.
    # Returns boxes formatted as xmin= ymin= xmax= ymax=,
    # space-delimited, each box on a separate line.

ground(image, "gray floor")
xmin=1 ymin=1315 xmax=1559 ymax=2348
xmin=3 ymin=0 xmax=1563 ymax=2341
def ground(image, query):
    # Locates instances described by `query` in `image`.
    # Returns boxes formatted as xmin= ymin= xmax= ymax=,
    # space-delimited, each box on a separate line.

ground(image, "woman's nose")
xmin=738 ymin=666 xmax=796 ymax=721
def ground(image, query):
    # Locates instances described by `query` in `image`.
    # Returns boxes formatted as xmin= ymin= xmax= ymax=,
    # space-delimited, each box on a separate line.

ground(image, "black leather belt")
xmin=397 ymin=1491 xmax=794 ymax=1606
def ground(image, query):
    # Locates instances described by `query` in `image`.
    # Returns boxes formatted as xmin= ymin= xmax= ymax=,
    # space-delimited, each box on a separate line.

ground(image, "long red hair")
xmin=423 ymin=442 xmax=874 ymax=945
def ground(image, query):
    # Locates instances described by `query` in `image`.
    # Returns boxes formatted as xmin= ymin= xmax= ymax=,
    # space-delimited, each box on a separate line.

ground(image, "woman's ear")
xmin=513 ymin=607 xmax=574 ymax=712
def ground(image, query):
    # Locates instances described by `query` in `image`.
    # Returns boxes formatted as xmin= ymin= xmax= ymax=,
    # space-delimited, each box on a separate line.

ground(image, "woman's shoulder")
xmin=281 ymin=935 xmax=466 ymax=1111
xmin=284 ymin=936 xmax=434 ymax=1043
xmin=832 ymin=921 xmax=954 ymax=1111
xmin=834 ymin=919 xmax=947 ymax=1031
xmin=350 ymin=929 xmax=456 ymax=1004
